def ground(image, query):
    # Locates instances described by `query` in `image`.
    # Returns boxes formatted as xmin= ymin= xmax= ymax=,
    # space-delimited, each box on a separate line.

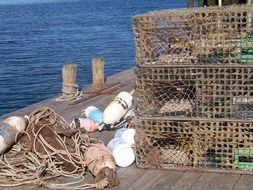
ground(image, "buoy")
xmin=114 ymin=128 xmax=136 ymax=146
xmin=71 ymin=117 xmax=98 ymax=132
xmin=107 ymin=138 xmax=135 ymax=167
xmin=84 ymin=143 xmax=116 ymax=176
xmin=0 ymin=116 xmax=29 ymax=154
xmin=99 ymin=91 xmax=134 ymax=130
xmin=83 ymin=106 xmax=103 ymax=124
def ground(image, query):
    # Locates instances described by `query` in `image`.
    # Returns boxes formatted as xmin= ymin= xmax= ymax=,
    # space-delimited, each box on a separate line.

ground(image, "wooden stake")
xmin=248 ymin=0 xmax=252 ymax=28
xmin=62 ymin=64 xmax=77 ymax=86
xmin=61 ymin=64 xmax=78 ymax=98
xmin=198 ymin=0 xmax=204 ymax=7
xmin=92 ymin=57 xmax=105 ymax=89
xmin=206 ymin=0 xmax=216 ymax=6
xmin=187 ymin=0 xmax=194 ymax=8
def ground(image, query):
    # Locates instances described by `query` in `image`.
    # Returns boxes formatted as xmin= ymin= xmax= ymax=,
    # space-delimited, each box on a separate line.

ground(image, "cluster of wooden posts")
xmin=61 ymin=57 xmax=105 ymax=99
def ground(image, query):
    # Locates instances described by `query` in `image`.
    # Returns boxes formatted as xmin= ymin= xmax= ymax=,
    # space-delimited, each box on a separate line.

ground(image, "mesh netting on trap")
xmin=136 ymin=80 xmax=197 ymax=117
xmin=136 ymin=65 xmax=253 ymax=119
xmin=133 ymin=5 xmax=253 ymax=66
xmin=134 ymin=119 xmax=194 ymax=169
xmin=134 ymin=117 xmax=253 ymax=171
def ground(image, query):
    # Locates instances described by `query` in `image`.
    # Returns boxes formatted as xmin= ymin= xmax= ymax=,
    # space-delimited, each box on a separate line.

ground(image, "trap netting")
xmin=134 ymin=117 xmax=253 ymax=171
xmin=132 ymin=5 xmax=253 ymax=66
xmin=136 ymin=66 xmax=253 ymax=119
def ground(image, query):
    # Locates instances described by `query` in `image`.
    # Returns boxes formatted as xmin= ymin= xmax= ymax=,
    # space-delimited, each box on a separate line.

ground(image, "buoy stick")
xmin=218 ymin=0 xmax=222 ymax=6
xmin=129 ymin=89 xmax=135 ymax=95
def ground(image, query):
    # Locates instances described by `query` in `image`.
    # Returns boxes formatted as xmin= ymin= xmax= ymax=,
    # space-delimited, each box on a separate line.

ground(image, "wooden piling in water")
xmin=92 ymin=57 xmax=105 ymax=89
xmin=61 ymin=64 xmax=78 ymax=98
xmin=62 ymin=64 xmax=77 ymax=86
xmin=187 ymin=0 xmax=194 ymax=8
xmin=198 ymin=0 xmax=204 ymax=7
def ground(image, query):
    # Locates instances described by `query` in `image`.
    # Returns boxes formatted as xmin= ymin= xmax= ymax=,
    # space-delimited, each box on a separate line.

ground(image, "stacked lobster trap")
xmin=132 ymin=5 xmax=253 ymax=171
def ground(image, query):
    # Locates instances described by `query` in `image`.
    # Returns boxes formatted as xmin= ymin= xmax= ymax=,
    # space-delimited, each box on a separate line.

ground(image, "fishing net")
xmin=0 ymin=107 xmax=117 ymax=189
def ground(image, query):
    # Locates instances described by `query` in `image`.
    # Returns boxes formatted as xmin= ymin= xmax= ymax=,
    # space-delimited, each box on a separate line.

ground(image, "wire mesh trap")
xmin=132 ymin=4 xmax=253 ymax=174
xmin=132 ymin=5 xmax=253 ymax=66
xmin=134 ymin=117 xmax=253 ymax=171
xmin=135 ymin=66 xmax=253 ymax=119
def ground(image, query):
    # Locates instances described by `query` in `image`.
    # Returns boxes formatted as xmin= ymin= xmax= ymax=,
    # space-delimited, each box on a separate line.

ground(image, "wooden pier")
xmin=1 ymin=68 xmax=253 ymax=190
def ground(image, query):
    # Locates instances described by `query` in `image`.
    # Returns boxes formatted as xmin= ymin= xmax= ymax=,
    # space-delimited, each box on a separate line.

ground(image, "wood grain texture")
xmin=189 ymin=172 xmax=221 ymax=190
xmin=111 ymin=166 xmax=146 ymax=190
xmin=92 ymin=57 xmax=105 ymax=89
xmin=233 ymin=175 xmax=253 ymax=190
xmin=127 ymin=169 xmax=183 ymax=190
xmin=170 ymin=171 xmax=202 ymax=190
xmin=210 ymin=173 xmax=241 ymax=190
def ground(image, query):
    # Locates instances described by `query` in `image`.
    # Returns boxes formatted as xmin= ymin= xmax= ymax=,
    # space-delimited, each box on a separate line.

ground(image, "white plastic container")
xmin=107 ymin=138 xmax=135 ymax=167
xmin=114 ymin=128 xmax=136 ymax=146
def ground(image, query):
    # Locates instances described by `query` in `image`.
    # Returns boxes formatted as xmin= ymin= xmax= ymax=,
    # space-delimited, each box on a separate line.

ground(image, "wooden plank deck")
xmin=1 ymin=68 xmax=253 ymax=190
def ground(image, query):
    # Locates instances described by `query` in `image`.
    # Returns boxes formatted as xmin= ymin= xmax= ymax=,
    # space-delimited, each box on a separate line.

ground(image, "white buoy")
xmin=0 ymin=116 xmax=29 ymax=154
xmin=99 ymin=91 xmax=134 ymax=130
xmin=107 ymin=138 xmax=135 ymax=167
xmin=114 ymin=128 xmax=136 ymax=146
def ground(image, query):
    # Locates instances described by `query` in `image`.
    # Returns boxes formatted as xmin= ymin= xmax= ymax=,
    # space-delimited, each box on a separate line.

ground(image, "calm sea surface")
xmin=0 ymin=0 xmax=186 ymax=116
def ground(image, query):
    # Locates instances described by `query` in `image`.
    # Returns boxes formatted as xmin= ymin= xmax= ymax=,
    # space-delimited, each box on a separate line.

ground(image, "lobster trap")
xmin=132 ymin=5 xmax=253 ymax=66
xmin=136 ymin=66 xmax=253 ymax=119
xmin=134 ymin=117 xmax=253 ymax=171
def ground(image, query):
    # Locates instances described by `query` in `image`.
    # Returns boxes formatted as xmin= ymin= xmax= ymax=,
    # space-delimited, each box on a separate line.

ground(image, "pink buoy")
xmin=71 ymin=118 xmax=98 ymax=132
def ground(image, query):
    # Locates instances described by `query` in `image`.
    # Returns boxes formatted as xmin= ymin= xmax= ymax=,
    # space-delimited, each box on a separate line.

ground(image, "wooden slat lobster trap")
xmin=135 ymin=65 xmax=253 ymax=119
xmin=134 ymin=117 xmax=253 ymax=172
xmin=132 ymin=5 xmax=253 ymax=66
xmin=132 ymin=4 xmax=253 ymax=173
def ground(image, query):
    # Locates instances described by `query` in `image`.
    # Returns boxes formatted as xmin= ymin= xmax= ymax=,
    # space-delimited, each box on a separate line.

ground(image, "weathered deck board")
xmin=111 ymin=167 xmax=146 ymax=190
xmin=1 ymin=68 xmax=253 ymax=190
xmin=233 ymin=175 xmax=253 ymax=190
xmin=188 ymin=172 xmax=221 ymax=190
xmin=210 ymin=173 xmax=241 ymax=190
xmin=126 ymin=169 xmax=183 ymax=190
xmin=170 ymin=171 xmax=202 ymax=190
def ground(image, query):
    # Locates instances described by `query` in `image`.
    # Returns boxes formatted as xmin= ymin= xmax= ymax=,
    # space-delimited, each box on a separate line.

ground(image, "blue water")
xmin=0 ymin=0 xmax=186 ymax=116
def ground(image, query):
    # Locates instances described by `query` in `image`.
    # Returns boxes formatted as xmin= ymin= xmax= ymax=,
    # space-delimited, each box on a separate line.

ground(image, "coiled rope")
xmin=55 ymin=83 xmax=82 ymax=102
xmin=0 ymin=107 xmax=108 ymax=189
